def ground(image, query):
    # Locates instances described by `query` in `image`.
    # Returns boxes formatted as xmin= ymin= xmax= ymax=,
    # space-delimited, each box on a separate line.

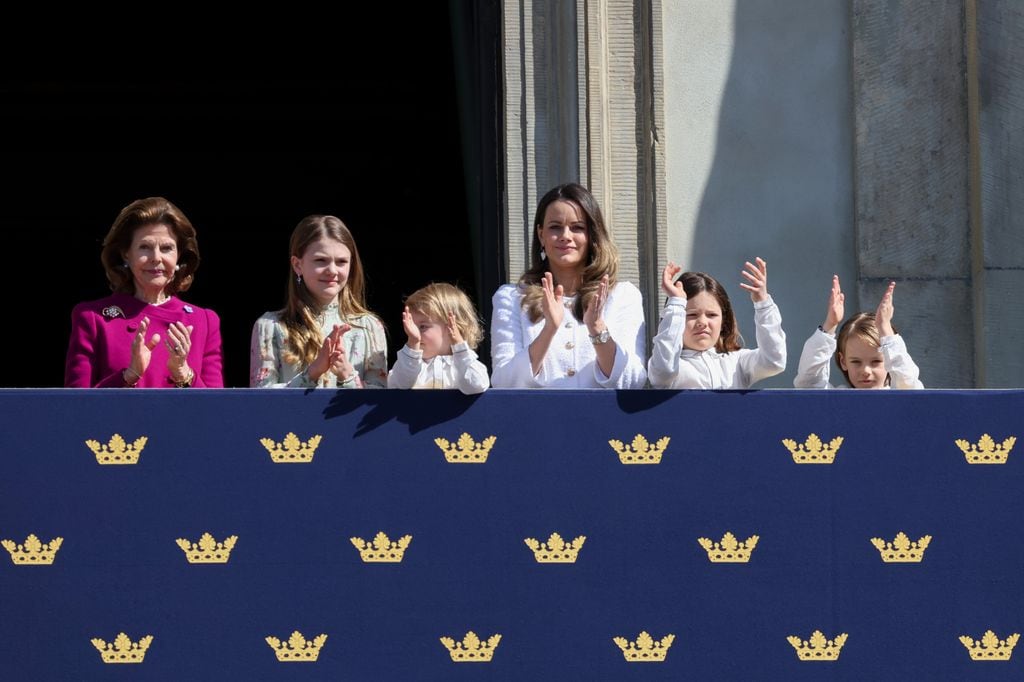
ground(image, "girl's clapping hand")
xmin=739 ymin=257 xmax=769 ymax=303
xmin=661 ymin=262 xmax=685 ymax=299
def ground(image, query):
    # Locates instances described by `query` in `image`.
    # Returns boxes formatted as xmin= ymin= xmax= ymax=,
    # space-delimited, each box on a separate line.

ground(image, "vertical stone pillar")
xmin=502 ymin=0 xmax=667 ymax=325
xmin=852 ymin=0 xmax=975 ymax=386
xmin=976 ymin=0 xmax=1024 ymax=386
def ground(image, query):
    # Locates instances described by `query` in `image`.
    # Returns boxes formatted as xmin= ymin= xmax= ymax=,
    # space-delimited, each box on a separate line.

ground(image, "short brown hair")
xmin=100 ymin=197 xmax=200 ymax=295
xmin=835 ymin=312 xmax=892 ymax=387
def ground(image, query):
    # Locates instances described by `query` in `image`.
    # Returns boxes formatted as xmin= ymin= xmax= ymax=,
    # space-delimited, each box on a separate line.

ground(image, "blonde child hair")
xmin=404 ymin=283 xmax=483 ymax=350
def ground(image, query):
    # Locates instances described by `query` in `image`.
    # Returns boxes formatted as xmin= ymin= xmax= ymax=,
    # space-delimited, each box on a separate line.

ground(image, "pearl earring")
xmin=175 ymin=264 xmax=181 ymax=271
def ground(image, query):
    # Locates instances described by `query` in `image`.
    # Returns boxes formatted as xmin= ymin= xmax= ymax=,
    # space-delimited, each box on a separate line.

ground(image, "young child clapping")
xmin=648 ymin=258 xmax=787 ymax=389
xmin=387 ymin=283 xmax=489 ymax=394
xmin=794 ymin=276 xmax=922 ymax=389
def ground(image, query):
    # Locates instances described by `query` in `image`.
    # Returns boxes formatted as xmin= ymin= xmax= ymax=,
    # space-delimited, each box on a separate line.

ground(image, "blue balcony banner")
xmin=0 ymin=388 xmax=1021 ymax=680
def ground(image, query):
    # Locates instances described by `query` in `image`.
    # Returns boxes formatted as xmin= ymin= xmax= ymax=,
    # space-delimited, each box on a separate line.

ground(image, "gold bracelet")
xmin=122 ymin=367 xmax=141 ymax=387
xmin=173 ymin=368 xmax=195 ymax=388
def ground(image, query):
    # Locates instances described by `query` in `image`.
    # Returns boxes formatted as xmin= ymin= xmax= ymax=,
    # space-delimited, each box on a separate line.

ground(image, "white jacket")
xmin=387 ymin=341 xmax=489 ymax=395
xmin=793 ymin=327 xmax=923 ymax=389
xmin=490 ymin=281 xmax=647 ymax=389
xmin=648 ymin=295 xmax=786 ymax=389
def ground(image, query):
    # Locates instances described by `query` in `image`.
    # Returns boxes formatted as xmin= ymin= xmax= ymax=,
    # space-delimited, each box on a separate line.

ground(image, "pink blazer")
xmin=65 ymin=293 xmax=224 ymax=388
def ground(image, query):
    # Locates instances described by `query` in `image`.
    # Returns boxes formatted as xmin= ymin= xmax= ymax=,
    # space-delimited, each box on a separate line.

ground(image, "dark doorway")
xmin=2 ymin=5 xmax=502 ymax=388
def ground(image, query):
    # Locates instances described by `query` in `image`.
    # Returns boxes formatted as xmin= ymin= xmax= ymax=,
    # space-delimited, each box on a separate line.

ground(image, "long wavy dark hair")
xmin=518 ymin=183 xmax=619 ymax=322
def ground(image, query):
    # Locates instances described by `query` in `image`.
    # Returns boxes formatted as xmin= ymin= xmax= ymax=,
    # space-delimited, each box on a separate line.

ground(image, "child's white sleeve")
xmin=880 ymin=335 xmax=924 ymax=389
xmin=593 ymin=282 xmax=648 ymax=389
xmin=647 ymin=297 xmax=687 ymax=388
xmin=452 ymin=341 xmax=489 ymax=394
xmin=794 ymin=328 xmax=836 ymax=389
xmin=490 ymin=285 xmax=543 ymax=388
xmin=736 ymin=295 xmax=787 ymax=386
xmin=387 ymin=344 xmax=424 ymax=389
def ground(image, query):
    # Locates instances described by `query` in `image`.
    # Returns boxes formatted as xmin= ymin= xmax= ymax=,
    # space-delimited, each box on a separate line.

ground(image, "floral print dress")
xmin=250 ymin=303 xmax=387 ymax=388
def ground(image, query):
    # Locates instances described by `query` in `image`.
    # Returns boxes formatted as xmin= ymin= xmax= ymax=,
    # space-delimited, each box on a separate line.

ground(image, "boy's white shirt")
xmin=793 ymin=327 xmax=924 ymax=389
xmin=647 ymin=295 xmax=787 ymax=389
xmin=387 ymin=341 xmax=490 ymax=395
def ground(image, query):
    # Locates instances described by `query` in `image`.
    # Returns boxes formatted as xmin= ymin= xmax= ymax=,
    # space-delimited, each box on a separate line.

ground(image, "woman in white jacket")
xmin=490 ymin=183 xmax=647 ymax=389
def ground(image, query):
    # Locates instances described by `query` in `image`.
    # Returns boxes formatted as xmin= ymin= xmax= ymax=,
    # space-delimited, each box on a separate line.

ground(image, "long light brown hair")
xmin=100 ymin=197 xmax=200 ymax=296
xmin=279 ymin=215 xmax=376 ymax=367
xmin=518 ymin=183 xmax=619 ymax=322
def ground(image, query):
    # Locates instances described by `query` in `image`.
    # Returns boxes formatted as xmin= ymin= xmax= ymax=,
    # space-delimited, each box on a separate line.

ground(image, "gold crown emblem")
xmin=176 ymin=533 xmax=238 ymax=564
xmin=433 ymin=433 xmax=496 ymax=463
xmin=265 ymin=631 xmax=327 ymax=662
xmin=2 ymin=534 xmax=63 ymax=565
xmin=260 ymin=433 xmax=322 ymax=463
xmin=91 ymin=633 xmax=153 ymax=664
xmin=608 ymin=434 xmax=670 ymax=464
xmin=613 ymin=631 xmax=675 ymax=662
xmin=85 ymin=434 xmax=147 ymax=465
xmin=782 ymin=434 xmax=843 ymax=464
xmin=524 ymin=533 xmax=586 ymax=563
xmin=870 ymin=532 xmax=931 ymax=563
xmin=350 ymin=532 xmax=412 ymax=563
xmin=698 ymin=532 xmax=759 ymax=563
xmin=440 ymin=631 xmax=501 ymax=662
xmin=956 ymin=434 xmax=1016 ymax=464
xmin=959 ymin=631 xmax=1020 ymax=661
xmin=787 ymin=630 xmax=847 ymax=661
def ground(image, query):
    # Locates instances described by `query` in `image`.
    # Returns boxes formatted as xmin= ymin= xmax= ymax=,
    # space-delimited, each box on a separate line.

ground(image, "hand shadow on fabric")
xmin=322 ymin=390 xmax=480 ymax=437
xmin=615 ymin=388 xmax=683 ymax=414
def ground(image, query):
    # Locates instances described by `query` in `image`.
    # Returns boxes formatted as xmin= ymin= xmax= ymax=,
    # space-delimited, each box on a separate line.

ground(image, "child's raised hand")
xmin=402 ymin=306 xmax=421 ymax=350
xmin=823 ymin=275 xmax=845 ymax=333
xmin=583 ymin=274 xmax=609 ymax=335
xmin=540 ymin=271 xmax=565 ymax=329
xmin=446 ymin=311 xmax=464 ymax=345
xmin=875 ymin=281 xmax=896 ymax=337
xmin=661 ymin=262 xmax=685 ymax=299
xmin=739 ymin=257 xmax=769 ymax=302
xmin=329 ymin=324 xmax=357 ymax=382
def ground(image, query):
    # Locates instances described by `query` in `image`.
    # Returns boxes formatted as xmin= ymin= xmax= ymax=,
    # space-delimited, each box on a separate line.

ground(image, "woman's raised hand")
xmin=540 ymin=271 xmax=565 ymax=329
xmin=584 ymin=274 xmax=610 ymax=335
xmin=739 ymin=257 xmax=769 ymax=302
xmin=402 ymin=306 xmax=421 ymax=350
xmin=129 ymin=316 xmax=161 ymax=380
xmin=823 ymin=275 xmax=845 ymax=333
xmin=875 ymin=281 xmax=896 ymax=337
xmin=661 ymin=262 xmax=685 ymax=299
xmin=164 ymin=321 xmax=194 ymax=383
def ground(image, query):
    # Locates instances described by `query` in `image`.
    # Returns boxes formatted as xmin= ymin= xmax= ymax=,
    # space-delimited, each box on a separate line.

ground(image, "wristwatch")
xmin=589 ymin=329 xmax=610 ymax=345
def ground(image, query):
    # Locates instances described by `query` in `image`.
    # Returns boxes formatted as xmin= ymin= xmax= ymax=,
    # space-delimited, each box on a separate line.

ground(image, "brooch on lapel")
xmin=183 ymin=305 xmax=194 ymax=313
xmin=101 ymin=305 xmax=125 ymax=319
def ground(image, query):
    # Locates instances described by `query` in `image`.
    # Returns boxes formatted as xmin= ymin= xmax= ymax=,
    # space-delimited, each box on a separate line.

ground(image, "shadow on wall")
xmin=690 ymin=0 xmax=855 ymax=388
